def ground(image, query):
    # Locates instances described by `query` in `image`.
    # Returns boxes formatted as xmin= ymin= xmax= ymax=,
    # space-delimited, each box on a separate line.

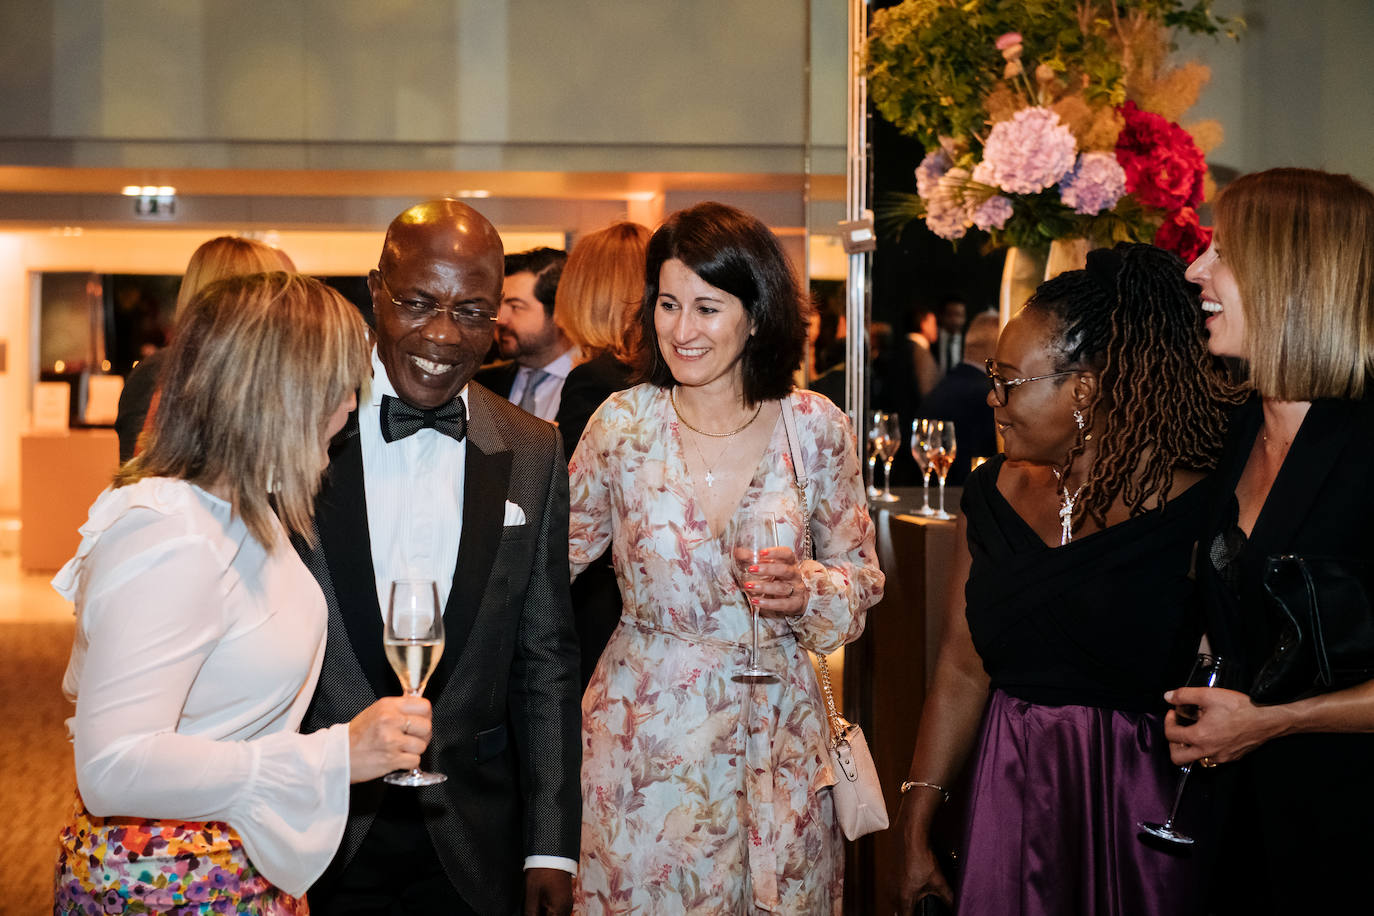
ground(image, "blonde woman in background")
xmin=55 ymin=273 xmax=431 ymax=914
xmin=553 ymin=220 xmax=652 ymax=457
xmin=551 ymin=220 xmax=652 ymax=687
xmin=115 ymin=236 xmax=296 ymax=461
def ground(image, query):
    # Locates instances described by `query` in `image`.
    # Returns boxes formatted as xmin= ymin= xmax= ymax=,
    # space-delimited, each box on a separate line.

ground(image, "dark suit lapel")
xmin=316 ymin=412 xmax=395 ymax=701
xmin=1247 ymin=398 xmax=1364 ymax=558
xmin=427 ymin=388 xmax=512 ymax=700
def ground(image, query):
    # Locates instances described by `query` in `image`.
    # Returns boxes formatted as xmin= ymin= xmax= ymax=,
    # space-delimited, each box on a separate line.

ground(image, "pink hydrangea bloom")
xmin=971 ymin=195 xmax=1014 ymax=231
xmin=915 ymin=149 xmax=953 ymax=200
xmin=978 ymin=107 xmax=1078 ymax=194
xmin=1058 ymin=152 xmax=1128 ymax=215
xmin=925 ymin=167 xmax=973 ymax=240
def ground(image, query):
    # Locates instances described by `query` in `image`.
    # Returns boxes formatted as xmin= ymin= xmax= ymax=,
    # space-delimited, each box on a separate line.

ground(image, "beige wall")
xmin=0 ymin=0 xmax=847 ymax=175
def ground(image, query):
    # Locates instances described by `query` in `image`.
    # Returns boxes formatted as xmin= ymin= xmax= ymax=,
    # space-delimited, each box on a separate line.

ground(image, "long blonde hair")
xmin=1216 ymin=168 xmax=1374 ymax=400
xmin=118 ymin=273 xmax=369 ymax=549
xmin=554 ymin=221 xmax=650 ymax=364
xmin=175 ymin=236 xmax=296 ymax=318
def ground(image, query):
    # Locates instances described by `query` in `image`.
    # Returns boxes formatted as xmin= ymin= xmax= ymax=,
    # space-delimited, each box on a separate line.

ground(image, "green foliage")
xmin=867 ymin=0 xmax=1237 ymax=147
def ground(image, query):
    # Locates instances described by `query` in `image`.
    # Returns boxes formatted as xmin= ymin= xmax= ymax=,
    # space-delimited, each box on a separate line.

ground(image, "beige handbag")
xmin=781 ymin=398 xmax=890 ymax=840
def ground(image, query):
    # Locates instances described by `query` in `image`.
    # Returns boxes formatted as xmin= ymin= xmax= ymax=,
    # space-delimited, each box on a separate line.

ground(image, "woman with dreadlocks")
xmin=894 ymin=243 xmax=1243 ymax=916
xmin=1163 ymin=169 xmax=1374 ymax=914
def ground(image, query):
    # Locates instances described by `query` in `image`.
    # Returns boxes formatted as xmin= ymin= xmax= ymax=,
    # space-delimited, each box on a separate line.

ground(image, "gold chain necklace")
xmin=670 ymin=387 xmax=762 ymax=438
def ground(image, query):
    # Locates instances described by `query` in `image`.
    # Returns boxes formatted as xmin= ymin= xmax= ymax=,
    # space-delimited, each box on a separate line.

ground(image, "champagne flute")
xmin=878 ymin=412 xmax=901 ymax=502
xmin=865 ymin=411 xmax=884 ymax=499
xmin=911 ymin=418 xmax=936 ymax=517
xmin=383 ymin=579 xmax=447 ymax=786
xmin=925 ymin=420 xmax=957 ymax=520
xmin=1138 ymin=652 xmax=1226 ymax=845
xmin=728 ymin=510 xmax=779 ymax=682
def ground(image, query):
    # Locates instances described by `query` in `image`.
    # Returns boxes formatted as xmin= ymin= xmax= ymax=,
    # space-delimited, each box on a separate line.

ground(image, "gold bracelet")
xmin=900 ymin=780 xmax=951 ymax=803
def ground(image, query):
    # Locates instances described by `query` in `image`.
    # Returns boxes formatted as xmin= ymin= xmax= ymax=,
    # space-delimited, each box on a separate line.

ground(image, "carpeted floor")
xmin=0 ymin=621 xmax=76 ymax=914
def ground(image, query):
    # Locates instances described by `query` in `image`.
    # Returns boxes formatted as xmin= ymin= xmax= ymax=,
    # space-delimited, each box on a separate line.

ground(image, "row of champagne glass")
xmin=866 ymin=412 xmax=957 ymax=519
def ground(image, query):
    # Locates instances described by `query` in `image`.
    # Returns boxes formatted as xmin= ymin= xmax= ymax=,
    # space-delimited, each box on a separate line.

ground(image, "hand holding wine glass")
xmin=728 ymin=510 xmax=780 ymax=681
xmin=1139 ymin=652 xmax=1226 ymax=845
xmin=383 ymin=579 xmax=447 ymax=786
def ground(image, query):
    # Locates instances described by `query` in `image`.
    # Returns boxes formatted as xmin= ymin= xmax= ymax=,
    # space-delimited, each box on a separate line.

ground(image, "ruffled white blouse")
xmin=53 ymin=477 xmax=351 ymax=897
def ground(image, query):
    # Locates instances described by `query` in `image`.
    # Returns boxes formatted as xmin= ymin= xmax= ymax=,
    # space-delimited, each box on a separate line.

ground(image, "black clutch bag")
xmin=1251 ymin=555 xmax=1374 ymax=705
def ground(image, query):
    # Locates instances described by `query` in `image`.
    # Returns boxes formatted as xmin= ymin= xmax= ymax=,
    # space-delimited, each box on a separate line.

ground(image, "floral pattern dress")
xmin=568 ymin=385 xmax=884 ymax=914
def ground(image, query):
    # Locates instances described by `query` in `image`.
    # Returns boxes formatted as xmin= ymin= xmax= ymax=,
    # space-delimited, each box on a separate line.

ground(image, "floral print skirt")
xmin=54 ymin=795 xmax=308 ymax=915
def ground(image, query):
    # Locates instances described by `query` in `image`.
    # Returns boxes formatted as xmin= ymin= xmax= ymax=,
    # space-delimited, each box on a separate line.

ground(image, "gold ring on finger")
xmin=403 ymin=718 xmax=410 ymax=736
xmin=1199 ymin=756 xmax=1217 ymax=768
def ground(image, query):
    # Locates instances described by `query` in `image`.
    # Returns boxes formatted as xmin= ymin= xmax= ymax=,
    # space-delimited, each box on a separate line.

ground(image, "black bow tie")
xmin=379 ymin=394 xmax=467 ymax=443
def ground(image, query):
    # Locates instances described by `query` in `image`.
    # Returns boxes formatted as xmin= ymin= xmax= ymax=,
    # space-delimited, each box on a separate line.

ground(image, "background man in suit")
xmin=919 ymin=310 xmax=999 ymax=485
xmin=475 ymin=248 xmax=574 ymax=421
xmin=300 ymin=199 xmax=580 ymax=915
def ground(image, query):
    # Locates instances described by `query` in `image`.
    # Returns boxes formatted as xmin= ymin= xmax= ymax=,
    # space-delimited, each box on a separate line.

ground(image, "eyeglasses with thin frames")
xmin=377 ymin=273 xmax=498 ymax=326
xmin=985 ymin=358 xmax=1079 ymax=407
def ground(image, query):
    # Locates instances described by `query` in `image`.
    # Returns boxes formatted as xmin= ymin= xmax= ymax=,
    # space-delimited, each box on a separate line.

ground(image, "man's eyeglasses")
xmin=985 ymin=358 xmax=1078 ymax=407
xmin=377 ymin=273 xmax=498 ymax=326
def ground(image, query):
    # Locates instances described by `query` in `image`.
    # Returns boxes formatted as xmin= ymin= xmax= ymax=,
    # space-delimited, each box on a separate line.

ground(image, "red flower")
xmin=1116 ymin=101 xmax=1206 ymax=211
xmin=1154 ymin=207 xmax=1213 ymax=263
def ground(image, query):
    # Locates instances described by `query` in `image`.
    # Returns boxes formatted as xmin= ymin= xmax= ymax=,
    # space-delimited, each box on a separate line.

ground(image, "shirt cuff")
xmin=524 ymin=855 xmax=577 ymax=875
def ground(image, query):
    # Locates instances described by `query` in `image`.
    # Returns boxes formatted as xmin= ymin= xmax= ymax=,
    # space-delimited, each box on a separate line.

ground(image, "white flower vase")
xmin=998 ymin=237 xmax=1097 ymax=327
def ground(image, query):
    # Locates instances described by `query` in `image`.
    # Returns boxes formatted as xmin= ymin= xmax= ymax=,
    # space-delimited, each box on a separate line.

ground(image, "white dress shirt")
xmin=507 ymin=348 xmax=577 ymax=422
xmin=361 ymin=349 xmax=576 ymax=876
xmin=54 ymin=477 xmax=352 ymax=897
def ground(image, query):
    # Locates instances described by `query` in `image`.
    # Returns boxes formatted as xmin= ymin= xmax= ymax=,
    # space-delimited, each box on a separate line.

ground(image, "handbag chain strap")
xmin=780 ymin=397 xmax=850 ymax=746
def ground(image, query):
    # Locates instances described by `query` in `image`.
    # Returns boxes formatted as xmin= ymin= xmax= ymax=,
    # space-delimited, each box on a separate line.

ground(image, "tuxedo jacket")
xmin=299 ymin=381 xmax=580 ymax=914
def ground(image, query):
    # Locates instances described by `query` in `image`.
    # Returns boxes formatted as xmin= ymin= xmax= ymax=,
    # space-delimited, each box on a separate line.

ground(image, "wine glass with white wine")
xmin=383 ymin=579 xmax=447 ymax=786
xmin=911 ymin=418 xmax=936 ymax=517
xmin=925 ymin=420 xmax=957 ymax=520
xmin=878 ymin=412 xmax=902 ymax=503
xmin=865 ymin=411 xmax=885 ymax=499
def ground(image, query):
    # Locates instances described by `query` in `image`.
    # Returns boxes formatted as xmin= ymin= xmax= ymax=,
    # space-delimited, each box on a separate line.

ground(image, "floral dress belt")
xmin=620 ymin=615 xmax=792 ymax=911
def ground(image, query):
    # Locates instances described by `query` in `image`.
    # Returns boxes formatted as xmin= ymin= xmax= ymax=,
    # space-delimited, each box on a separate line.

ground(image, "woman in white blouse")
xmin=53 ymin=272 xmax=432 ymax=914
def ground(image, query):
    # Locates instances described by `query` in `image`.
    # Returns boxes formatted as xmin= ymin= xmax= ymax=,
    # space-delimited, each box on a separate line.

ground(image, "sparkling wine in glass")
xmin=1138 ymin=652 xmax=1226 ymax=845
xmin=925 ymin=420 xmax=957 ymax=520
xmin=729 ymin=510 xmax=779 ymax=682
xmin=865 ymin=411 xmax=885 ymax=499
xmin=383 ymin=579 xmax=446 ymax=787
xmin=878 ymin=412 xmax=901 ymax=502
xmin=911 ymin=418 xmax=936 ymax=517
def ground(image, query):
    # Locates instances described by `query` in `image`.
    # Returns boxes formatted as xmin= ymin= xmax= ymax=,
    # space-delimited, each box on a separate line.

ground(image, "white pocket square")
xmin=503 ymin=500 xmax=526 ymax=526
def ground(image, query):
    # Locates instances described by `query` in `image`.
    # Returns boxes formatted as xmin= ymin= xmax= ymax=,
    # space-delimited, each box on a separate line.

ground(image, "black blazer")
xmin=1197 ymin=394 xmax=1374 ymax=909
xmin=554 ymin=352 xmax=634 ymax=462
xmin=299 ymin=382 xmax=580 ymax=914
xmin=472 ymin=360 xmax=519 ymax=399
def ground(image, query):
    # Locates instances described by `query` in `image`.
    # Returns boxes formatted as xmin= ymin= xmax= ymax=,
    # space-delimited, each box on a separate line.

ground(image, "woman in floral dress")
xmin=568 ymin=202 xmax=884 ymax=914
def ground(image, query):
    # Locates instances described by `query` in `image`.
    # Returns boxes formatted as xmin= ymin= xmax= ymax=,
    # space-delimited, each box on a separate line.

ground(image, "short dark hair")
xmin=504 ymin=247 xmax=566 ymax=316
xmin=639 ymin=202 xmax=807 ymax=405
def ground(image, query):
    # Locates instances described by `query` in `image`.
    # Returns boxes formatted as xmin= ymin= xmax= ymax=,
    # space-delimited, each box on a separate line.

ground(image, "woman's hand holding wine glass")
xmin=382 ymin=578 xmax=447 ymax=786
xmin=1139 ymin=652 xmax=1227 ymax=845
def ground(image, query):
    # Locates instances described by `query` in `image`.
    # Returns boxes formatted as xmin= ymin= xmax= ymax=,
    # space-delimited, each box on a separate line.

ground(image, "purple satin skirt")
xmin=955 ymin=690 xmax=1206 ymax=916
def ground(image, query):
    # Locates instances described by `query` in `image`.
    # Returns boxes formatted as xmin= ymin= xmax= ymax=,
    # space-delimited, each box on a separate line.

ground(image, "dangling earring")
xmin=1073 ymin=409 xmax=1085 ymax=430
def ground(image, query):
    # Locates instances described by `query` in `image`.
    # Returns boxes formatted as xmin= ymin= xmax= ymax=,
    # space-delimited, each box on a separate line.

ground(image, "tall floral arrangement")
xmin=868 ymin=0 xmax=1239 ymax=262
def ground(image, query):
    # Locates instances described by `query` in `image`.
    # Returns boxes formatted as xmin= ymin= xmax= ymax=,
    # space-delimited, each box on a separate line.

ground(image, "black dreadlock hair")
xmin=1024 ymin=242 xmax=1245 ymax=530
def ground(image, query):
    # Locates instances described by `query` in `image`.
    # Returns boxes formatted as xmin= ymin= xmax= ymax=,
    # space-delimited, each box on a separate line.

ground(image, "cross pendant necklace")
xmin=687 ymin=431 xmax=734 ymax=488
